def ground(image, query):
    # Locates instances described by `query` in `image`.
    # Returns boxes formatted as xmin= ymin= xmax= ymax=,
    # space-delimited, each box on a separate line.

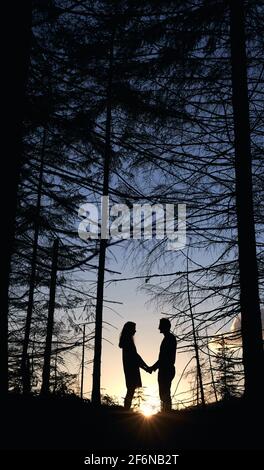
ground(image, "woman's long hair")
xmin=119 ymin=322 xmax=136 ymax=348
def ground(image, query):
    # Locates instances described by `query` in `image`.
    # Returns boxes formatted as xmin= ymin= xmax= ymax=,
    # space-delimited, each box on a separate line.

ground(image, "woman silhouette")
xmin=119 ymin=322 xmax=150 ymax=410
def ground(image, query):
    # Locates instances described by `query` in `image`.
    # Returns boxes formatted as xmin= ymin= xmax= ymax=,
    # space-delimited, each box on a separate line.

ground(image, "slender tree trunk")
xmin=21 ymin=128 xmax=46 ymax=393
xmin=0 ymin=1 xmax=32 ymax=397
xmin=229 ymin=0 xmax=264 ymax=399
xmin=91 ymin=33 xmax=114 ymax=405
xmin=53 ymin=339 xmax=58 ymax=394
xmin=196 ymin=373 xmax=199 ymax=406
xmin=31 ymin=333 xmax=36 ymax=390
xmin=80 ymin=324 xmax=86 ymax=399
xmin=41 ymin=238 xmax=59 ymax=395
xmin=206 ymin=329 xmax=218 ymax=402
xmin=186 ymin=253 xmax=205 ymax=406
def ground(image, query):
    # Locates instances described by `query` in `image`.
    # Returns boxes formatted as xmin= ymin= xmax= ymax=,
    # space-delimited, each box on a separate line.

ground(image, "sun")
xmin=139 ymin=401 xmax=159 ymax=417
xmin=141 ymin=406 xmax=153 ymax=417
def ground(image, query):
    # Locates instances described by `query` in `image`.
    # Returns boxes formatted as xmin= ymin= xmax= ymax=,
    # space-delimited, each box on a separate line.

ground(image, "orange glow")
xmin=139 ymin=399 xmax=160 ymax=417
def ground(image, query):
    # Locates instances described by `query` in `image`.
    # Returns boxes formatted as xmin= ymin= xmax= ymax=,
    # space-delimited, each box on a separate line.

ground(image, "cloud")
xmin=209 ymin=308 xmax=264 ymax=351
xmin=231 ymin=308 xmax=264 ymax=338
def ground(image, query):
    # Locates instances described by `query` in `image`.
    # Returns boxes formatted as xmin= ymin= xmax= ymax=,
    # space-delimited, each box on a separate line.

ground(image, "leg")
xmin=164 ymin=367 xmax=175 ymax=411
xmin=163 ymin=384 xmax=172 ymax=412
xmin=124 ymin=386 xmax=135 ymax=410
xmin=158 ymin=371 xmax=174 ymax=412
xmin=158 ymin=378 xmax=167 ymax=412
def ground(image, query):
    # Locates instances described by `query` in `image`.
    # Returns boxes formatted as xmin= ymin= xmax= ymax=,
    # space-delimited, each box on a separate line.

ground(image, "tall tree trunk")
xmin=41 ymin=238 xmax=59 ymax=395
xmin=206 ymin=329 xmax=218 ymax=402
xmin=53 ymin=339 xmax=58 ymax=394
xmin=229 ymin=0 xmax=264 ymax=399
xmin=186 ymin=253 xmax=205 ymax=406
xmin=0 ymin=1 xmax=32 ymax=396
xmin=80 ymin=324 xmax=86 ymax=399
xmin=21 ymin=128 xmax=46 ymax=393
xmin=91 ymin=33 xmax=114 ymax=405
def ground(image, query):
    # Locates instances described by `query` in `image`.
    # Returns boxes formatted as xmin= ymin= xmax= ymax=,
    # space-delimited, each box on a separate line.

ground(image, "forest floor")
xmin=0 ymin=394 xmax=262 ymax=452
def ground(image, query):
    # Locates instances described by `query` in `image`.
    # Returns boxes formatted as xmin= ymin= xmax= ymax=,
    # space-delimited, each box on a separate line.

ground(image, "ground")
xmin=0 ymin=394 xmax=262 ymax=452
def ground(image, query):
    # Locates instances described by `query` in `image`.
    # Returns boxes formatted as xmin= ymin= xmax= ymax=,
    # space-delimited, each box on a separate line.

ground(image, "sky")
xmin=79 ymin=243 xmax=193 ymax=410
xmin=72 ymin=196 xmax=255 ymax=410
xmin=70 ymin=165 xmax=197 ymax=411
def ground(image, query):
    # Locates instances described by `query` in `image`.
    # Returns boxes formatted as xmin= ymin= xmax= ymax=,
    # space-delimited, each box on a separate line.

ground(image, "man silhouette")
xmin=150 ymin=319 xmax=177 ymax=412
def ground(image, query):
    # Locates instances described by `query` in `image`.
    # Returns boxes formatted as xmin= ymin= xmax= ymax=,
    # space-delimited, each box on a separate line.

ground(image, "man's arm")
xmin=150 ymin=360 xmax=159 ymax=372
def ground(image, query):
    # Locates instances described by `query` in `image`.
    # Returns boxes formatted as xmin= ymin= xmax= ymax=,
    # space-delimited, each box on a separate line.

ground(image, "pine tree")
xmin=214 ymin=338 xmax=239 ymax=401
xmin=0 ymin=1 xmax=32 ymax=397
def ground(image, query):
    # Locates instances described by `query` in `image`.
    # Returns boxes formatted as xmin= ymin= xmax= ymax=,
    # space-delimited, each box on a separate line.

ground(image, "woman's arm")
xmin=137 ymin=354 xmax=149 ymax=371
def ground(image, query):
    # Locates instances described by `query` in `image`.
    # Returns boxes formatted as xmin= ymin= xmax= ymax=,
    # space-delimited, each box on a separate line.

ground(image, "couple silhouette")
xmin=119 ymin=318 xmax=177 ymax=412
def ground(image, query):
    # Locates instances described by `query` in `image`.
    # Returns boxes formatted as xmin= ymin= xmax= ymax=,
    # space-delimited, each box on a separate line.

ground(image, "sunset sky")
xmin=79 ymin=243 xmax=194 ymax=409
